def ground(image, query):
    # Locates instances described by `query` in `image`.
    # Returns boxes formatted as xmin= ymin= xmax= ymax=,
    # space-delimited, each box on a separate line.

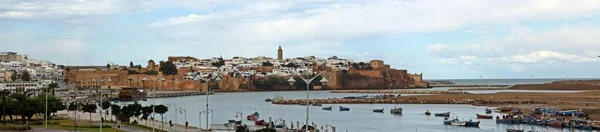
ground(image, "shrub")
xmin=0 ymin=125 xmax=32 ymax=131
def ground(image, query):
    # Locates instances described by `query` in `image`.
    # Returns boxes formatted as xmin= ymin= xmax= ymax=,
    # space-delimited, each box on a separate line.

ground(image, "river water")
xmin=117 ymin=79 xmax=595 ymax=132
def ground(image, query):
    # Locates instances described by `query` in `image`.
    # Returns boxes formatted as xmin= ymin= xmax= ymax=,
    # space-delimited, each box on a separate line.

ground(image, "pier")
xmin=331 ymin=90 xmax=470 ymax=94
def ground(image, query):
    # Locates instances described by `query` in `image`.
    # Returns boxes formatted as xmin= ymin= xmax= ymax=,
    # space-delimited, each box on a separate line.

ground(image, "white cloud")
xmin=427 ymin=43 xmax=447 ymax=53
xmin=150 ymin=14 xmax=213 ymax=27
xmin=0 ymin=11 xmax=33 ymax=19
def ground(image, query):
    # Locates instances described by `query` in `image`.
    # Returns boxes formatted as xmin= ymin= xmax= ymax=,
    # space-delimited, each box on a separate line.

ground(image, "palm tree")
xmin=0 ymin=90 xmax=10 ymax=125
xmin=10 ymin=91 xmax=33 ymax=125
xmin=48 ymin=83 xmax=58 ymax=96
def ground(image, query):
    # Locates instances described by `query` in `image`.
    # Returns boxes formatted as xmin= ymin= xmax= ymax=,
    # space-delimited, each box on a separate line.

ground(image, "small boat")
xmin=451 ymin=121 xmax=467 ymax=126
xmin=255 ymin=120 xmax=267 ymax=126
xmin=300 ymin=103 xmax=308 ymax=106
xmin=497 ymin=107 xmax=513 ymax=112
xmin=322 ymin=106 xmax=333 ymax=111
xmin=476 ymin=114 xmax=493 ymax=119
xmin=339 ymin=106 xmax=350 ymax=111
xmin=530 ymin=119 xmax=545 ymax=125
xmin=547 ymin=120 xmax=563 ymax=128
xmin=312 ymin=103 xmax=323 ymax=106
xmin=443 ymin=119 xmax=458 ymax=125
xmin=506 ymin=128 xmax=524 ymax=132
xmin=246 ymin=112 xmax=260 ymax=121
xmin=425 ymin=109 xmax=431 ymax=116
xmin=265 ymin=98 xmax=272 ymax=102
xmin=465 ymin=120 xmax=480 ymax=127
xmin=390 ymin=107 xmax=403 ymax=114
xmin=228 ymin=120 xmax=236 ymax=123
xmin=435 ymin=112 xmax=450 ymax=117
xmin=485 ymin=108 xmax=493 ymax=114
xmin=373 ymin=109 xmax=384 ymax=113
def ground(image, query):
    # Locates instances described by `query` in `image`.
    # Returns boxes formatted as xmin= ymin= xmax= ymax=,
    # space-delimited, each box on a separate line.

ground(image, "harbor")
xmin=330 ymin=90 xmax=470 ymax=94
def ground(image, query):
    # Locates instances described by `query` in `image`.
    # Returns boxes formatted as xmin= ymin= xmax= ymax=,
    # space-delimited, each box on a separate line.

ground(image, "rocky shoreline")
xmin=331 ymin=90 xmax=470 ymax=94
xmin=448 ymin=87 xmax=509 ymax=90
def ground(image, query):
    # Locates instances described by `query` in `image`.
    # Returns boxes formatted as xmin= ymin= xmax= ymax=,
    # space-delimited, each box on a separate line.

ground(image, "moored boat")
xmin=497 ymin=107 xmax=513 ymax=112
xmin=425 ymin=109 xmax=431 ymax=115
xmin=547 ymin=120 xmax=563 ymax=128
xmin=485 ymin=108 xmax=493 ymax=114
xmin=435 ymin=112 xmax=450 ymax=117
xmin=443 ymin=119 xmax=458 ymax=125
xmin=339 ymin=106 xmax=350 ymax=111
xmin=476 ymin=114 xmax=493 ymax=119
xmin=451 ymin=121 xmax=467 ymax=126
xmin=312 ymin=103 xmax=323 ymax=106
xmin=390 ymin=107 xmax=403 ymax=114
xmin=465 ymin=120 xmax=480 ymax=127
xmin=373 ymin=108 xmax=384 ymax=113
xmin=322 ymin=106 xmax=333 ymax=111
xmin=265 ymin=98 xmax=272 ymax=102
xmin=506 ymin=128 xmax=524 ymax=132
xmin=246 ymin=112 xmax=260 ymax=121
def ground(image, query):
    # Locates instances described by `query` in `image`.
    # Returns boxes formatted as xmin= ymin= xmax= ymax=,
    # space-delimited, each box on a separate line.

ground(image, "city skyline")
xmin=2 ymin=0 xmax=600 ymax=79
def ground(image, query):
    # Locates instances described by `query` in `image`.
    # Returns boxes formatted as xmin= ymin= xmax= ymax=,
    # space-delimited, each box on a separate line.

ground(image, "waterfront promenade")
xmin=58 ymin=111 xmax=203 ymax=132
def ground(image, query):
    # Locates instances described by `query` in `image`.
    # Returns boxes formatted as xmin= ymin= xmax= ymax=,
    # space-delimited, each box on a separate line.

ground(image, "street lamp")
xmin=195 ymin=69 xmax=222 ymax=130
xmin=287 ymin=70 xmax=328 ymax=132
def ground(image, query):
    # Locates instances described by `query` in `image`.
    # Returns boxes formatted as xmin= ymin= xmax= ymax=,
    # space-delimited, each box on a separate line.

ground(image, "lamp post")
xmin=160 ymin=77 xmax=166 ymax=129
xmin=195 ymin=69 xmax=222 ymax=130
xmin=152 ymin=76 xmax=164 ymax=132
xmin=44 ymin=81 xmax=50 ymax=129
xmin=175 ymin=107 xmax=187 ymax=126
xmin=287 ymin=71 xmax=328 ymax=132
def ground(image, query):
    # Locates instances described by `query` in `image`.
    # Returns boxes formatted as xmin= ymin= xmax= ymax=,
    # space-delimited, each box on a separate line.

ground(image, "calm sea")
xmin=428 ymin=78 xmax=599 ymax=85
xmin=117 ymin=79 xmax=596 ymax=132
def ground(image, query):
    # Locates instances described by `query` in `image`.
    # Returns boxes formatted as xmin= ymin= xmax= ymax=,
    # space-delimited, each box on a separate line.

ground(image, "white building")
xmin=0 ymin=82 xmax=41 ymax=93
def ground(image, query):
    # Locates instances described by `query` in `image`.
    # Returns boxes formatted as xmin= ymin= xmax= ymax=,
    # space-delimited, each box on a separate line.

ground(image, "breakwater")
xmin=430 ymin=84 xmax=511 ymax=87
xmin=271 ymin=98 xmax=545 ymax=105
xmin=448 ymin=87 xmax=509 ymax=90
xmin=331 ymin=90 xmax=470 ymax=94
xmin=147 ymin=91 xmax=212 ymax=98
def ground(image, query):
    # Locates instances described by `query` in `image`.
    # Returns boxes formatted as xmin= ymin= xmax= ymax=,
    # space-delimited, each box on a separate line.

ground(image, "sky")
xmin=2 ymin=0 xmax=600 ymax=79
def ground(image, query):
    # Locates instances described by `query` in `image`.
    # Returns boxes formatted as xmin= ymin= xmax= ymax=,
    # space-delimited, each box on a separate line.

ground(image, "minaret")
xmin=277 ymin=45 xmax=283 ymax=61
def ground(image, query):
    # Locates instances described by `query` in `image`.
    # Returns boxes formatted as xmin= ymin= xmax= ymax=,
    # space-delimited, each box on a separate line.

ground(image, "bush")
xmin=0 ymin=125 xmax=32 ymax=131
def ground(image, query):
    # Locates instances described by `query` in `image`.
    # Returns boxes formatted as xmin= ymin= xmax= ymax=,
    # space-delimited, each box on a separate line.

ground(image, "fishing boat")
xmin=465 ymin=120 xmax=480 ymax=127
xmin=547 ymin=120 xmax=563 ymax=128
xmin=485 ymin=108 xmax=493 ymax=114
xmin=506 ymin=128 xmax=524 ymax=132
xmin=255 ymin=120 xmax=267 ymax=126
xmin=373 ymin=108 xmax=384 ymax=113
xmin=246 ymin=112 xmax=260 ymax=121
xmin=322 ymin=106 xmax=333 ymax=111
xmin=300 ymin=103 xmax=308 ymax=106
xmin=390 ymin=107 xmax=403 ymax=114
xmin=497 ymin=107 xmax=513 ymax=112
xmin=476 ymin=114 xmax=494 ymax=119
xmin=443 ymin=119 xmax=458 ymax=125
xmin=530 ymin=119 xmax=546 ymax=125
xmin=425 ymin=109 xmax=431 ymax=116
xmin=339 ymin=106 xmax=350 ymax=111
xmin=265 ymin=98 xmax=272 ymax=102
xmin=451 ymin=121 xmax=467 ymax=126
xmin=435 ymin=112 xmax=450 ymax=117
xmin=312 ymin=103 xmax=323 ymax=106
xmin=496 ymin=119 xmax=516 ymax=124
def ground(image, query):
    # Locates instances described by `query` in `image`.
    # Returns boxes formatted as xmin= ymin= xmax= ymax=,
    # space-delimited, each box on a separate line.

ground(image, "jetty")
xmin=147 ymin=91 xmax=212 ymax=98
xmin=331 ymin=90 xmax=470 ymax=94
xmin=448 ymin=87 xmax=510 ymax=90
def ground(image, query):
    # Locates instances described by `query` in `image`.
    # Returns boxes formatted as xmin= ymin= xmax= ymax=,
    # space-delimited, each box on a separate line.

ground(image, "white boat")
xmin=451 ymin=121 xmax=466 ymax=126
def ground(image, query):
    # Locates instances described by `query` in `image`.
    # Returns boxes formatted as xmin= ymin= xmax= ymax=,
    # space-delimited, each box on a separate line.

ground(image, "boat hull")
xmin=373 ymin=109 xmax=384 ymax=113
xmin=476 ymin=114 xmax=493 ymax=119
xmin=435 ymin=112 xmax=450 ymax=117
xmin=443 ymin=119 xmax=458 ymax=125
xmin=339 ymin=106 xmax=350 ymax=111
xmin=466 ymin=121 xmax=480 ymax=127
xmin=322 ymin=106 xmax=332 ymax=111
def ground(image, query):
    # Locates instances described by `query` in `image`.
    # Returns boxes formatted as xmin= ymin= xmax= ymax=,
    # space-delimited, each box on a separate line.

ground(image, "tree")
xmin=120 ymin=105 xmax=133 ymax=122
xmin=0 ymin=90 xmax=10 ymax=125
xmin=129 ymin=62 xmax=135 ymax=68
xmin=155 ymin=104 xmax=168 ymax=129
xmin=159 ymin=61 xmax=178 ymax=75
xmin=81 ymin=103 xmax=97 ymax=122
xmin=211 ymin=60 xmax=225 ymax=67
xmin=9 ymin=71 xmax=17 ymax=82
xmin=110 ymin=104 xmax=121 ymax=121
xmin=10 ymin=91 xmax=33 ymax=125
xmin=46 ymin=95 xmax=66 ymax=119
xmin=261 ymin=62 xmax=274 ymax=66
xmin=20 ymin=71 xmax=31 ymax=81
xmin=128 ymin=102 xmax=142 ymax=122
xmin=141 ymin=105 xmax=153 ymax=125
xmin=48 ymin=83 xmax=58 ymax=96
xmin=106 ymin=64 xmax=111 ymax=69
xmin=101 ymin=101 xmax=111 ymax=119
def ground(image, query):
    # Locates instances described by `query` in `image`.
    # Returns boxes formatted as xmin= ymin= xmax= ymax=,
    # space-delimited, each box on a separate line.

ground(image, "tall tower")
xmin=277 ymin=45 xmax=283 ymax=61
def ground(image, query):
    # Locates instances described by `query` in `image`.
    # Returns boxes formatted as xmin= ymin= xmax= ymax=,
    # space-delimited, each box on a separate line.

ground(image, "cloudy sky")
xmin=2 ymin=0 xmax=600 ymax=79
